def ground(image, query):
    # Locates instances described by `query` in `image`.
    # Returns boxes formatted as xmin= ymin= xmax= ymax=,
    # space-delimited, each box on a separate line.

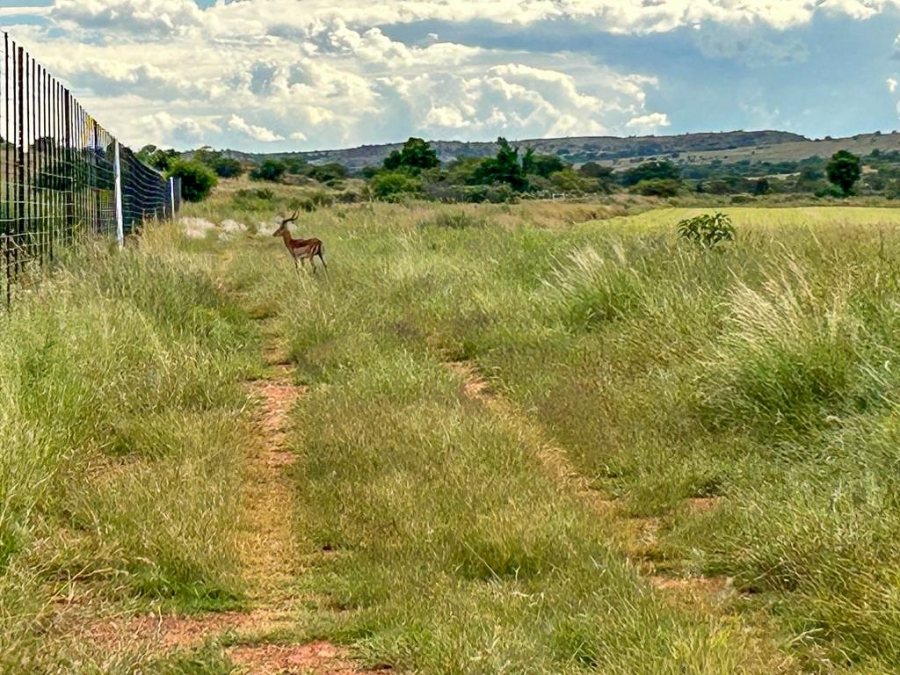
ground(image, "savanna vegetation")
xmin=139 ymin=133 xmax=900 ymax=206
xmin=6 ymin=176 xmax=900 ymax=673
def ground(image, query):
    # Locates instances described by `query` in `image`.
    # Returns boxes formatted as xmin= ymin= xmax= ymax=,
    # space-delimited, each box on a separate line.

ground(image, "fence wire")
xmin=0 ymin=33 xmax=180 ymax=307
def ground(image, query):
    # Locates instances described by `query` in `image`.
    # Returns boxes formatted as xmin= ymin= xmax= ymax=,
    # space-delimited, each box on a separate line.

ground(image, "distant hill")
xmin=214 ymin=130 xmax=900 ymax=172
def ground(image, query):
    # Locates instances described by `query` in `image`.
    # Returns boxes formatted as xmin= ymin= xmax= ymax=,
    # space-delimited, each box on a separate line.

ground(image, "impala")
xmin=273 ymin=212 xmax=327 ymax=274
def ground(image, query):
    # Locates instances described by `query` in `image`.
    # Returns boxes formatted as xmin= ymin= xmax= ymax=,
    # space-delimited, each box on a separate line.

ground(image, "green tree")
xmin=620 ymin=160 xmax=680 ymax=187
xmin=383 ymin=137 xmax=440 ymax=173
xmin=470 ymin=137 xmax=528 ymax=191
xmin=212 ymin=157 xmax=244 ymax=178
xmin=578 ymin=162 xmax=614 ymax=180
xmin=549 ymin=168 xmax=593 ymax=192
xmin=168 ymin=160 xmax=217 ymax=202
xmin=446 ymin=157 xmax=482 ymax=185
xmin=136 ymin=145 xmax=179 ymax=171
xmin=826 ymin=150 xmax=862 ymax=196
xmin=307 ymin=162 xmax=348 ymax=184
xmin=632 ymin=178 xmax=681 ymax=197
xmin=370 ymin=170 xmax=422 ymax=201
xmin=250 ymin=159 xmax=287 ymax=182
xmin=283 ymin=157 xmax=309 ymax=174
xmin=754 ymin=177 xmax=771 ymax=196
xmin=522 ymin=150 xmax=565 ymax=178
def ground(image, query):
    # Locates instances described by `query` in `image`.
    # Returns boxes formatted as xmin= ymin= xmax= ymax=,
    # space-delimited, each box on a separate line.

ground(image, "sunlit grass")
xmin=217 ymin=196 xmax=900 ymax=672
xmin=9 ymin=187 xmax=900 ymax=672
xmin=0 ymin=224 xmax=258 ymax=671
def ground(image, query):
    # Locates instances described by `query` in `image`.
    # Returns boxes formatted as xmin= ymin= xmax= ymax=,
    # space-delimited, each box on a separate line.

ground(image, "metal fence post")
xmin=1 ymin=32 xmax=174 ymax=307
xmin=114 ymin=140 xmax=124 ymax=248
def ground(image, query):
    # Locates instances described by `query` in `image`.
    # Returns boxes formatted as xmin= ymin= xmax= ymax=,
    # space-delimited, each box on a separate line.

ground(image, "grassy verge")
xmin=216 ymin=199 xmax=900 ymax=673
xmin=220 ymin=205 xmax=781 ymax=674
xmin=0 ymin=225 xmax=258 ymax=672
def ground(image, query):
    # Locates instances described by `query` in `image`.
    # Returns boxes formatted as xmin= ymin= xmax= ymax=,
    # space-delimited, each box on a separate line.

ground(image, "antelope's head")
xmin=273 ymin=211 xmax=298 ymax=237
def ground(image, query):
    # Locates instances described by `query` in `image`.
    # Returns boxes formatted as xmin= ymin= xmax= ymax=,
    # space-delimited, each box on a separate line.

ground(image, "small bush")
xmin=423 ymin=183 xmax=517 ymax=204
xmin=250 ymin=159 xmax=287 ymax=182
xmin=370 ymin=170 xmax=422 ymax=201
xmin=730 ymin=194 xmax=755 ymax=204
xmin=632 ymin=178 xmax=682 ymax=197
xmin=288 ymin=190 xmax=334 ymax=213
xmin=677 ymin=212 xmax=735 ymax=248
xmin=167 ymin=161 xmax=217 ymax=203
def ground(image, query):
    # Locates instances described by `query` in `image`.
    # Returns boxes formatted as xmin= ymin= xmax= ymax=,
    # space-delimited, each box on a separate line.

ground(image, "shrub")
xmin=632 ymin=178 xmax=682 ymax=197
xmin=306 ymin=162 xmax=348 ymax=184
xmin=167 ymin=161 xmax=217 ymax=203
xmin=423 ymin=183 xmax=516 ymax=204
xmin=677 ymin=212 xmax=735 ymax=248
xmin=370 ymin=170 xmax=422 ymax=201
xmin=250 ymin=159 xmax=287 ymax=182
xmin=212 ymin=157 xmax=244 ymax=178
xmin=288 ymin=190 xmax=334 ymax=213
xmin=620 ymin=160 xmax=681 ymax=187
xmin=730 ymin=195 xmax=755 ymax=204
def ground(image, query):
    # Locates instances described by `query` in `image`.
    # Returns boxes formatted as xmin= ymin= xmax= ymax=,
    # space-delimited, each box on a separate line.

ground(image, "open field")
xmin=3 ymin=189 xmax=900 ymax=672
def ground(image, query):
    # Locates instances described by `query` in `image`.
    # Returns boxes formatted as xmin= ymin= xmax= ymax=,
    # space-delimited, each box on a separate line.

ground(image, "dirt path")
xmin=81 ymin=347 xmax=367 ymax=674
xmin=240 ymin=371 xmax=304 ymax=601
xmin=444 ymin=360 xmax=730 ymax=604
xmin=446 ymin=361 xmax=614 ymax=513
xmin=192 ymin=351 xmax=366 ymax=673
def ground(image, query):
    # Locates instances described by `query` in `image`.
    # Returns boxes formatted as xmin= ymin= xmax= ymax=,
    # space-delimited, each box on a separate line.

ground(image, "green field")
xmin=3 ymin=191 xmax=900 ymax=673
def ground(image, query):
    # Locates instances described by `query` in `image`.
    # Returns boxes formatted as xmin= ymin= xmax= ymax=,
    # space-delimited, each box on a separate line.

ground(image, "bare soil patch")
xmin=230 ymin=641 xmax=366 ymax=675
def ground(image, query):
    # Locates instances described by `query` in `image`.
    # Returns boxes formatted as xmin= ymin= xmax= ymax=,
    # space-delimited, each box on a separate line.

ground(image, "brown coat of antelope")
xmin=273 ymin=212 xmax=328 ymax=274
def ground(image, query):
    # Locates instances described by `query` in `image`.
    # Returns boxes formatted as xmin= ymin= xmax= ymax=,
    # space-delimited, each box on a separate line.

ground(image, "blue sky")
xmin=2 ymin=0 xmax=899 ymax=152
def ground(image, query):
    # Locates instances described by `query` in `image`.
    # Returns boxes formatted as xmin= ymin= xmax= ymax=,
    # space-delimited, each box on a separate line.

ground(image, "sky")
xmin=1 ymin=0 xmax=900 ymax=152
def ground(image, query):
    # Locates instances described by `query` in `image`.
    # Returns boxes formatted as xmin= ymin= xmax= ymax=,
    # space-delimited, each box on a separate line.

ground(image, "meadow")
xmin=3 ymin=185 xmax=900 ymax=673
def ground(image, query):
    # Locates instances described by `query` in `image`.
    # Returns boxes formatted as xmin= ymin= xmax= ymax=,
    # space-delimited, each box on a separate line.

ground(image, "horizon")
xmin=3 ymin=1 xmax=900 ymax=153
xmin=201 ymin=128 xmax=892 ymax=159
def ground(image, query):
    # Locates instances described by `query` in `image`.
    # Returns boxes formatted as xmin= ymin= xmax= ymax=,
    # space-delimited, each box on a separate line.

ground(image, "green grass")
xmin=0 ymin=225 xmax=259 ymax=671
xmin=9 ymin=190 xmax=900 ymax=672
xmin=212 ymin=197 xmax=900 ymax=673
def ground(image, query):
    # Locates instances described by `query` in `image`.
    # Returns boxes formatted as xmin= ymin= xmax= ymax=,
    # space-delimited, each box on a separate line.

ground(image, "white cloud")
xmin=136 ymin=111 xmax=222 ymax=146
xmin=10 ymin=5 xmax=671 ymax=150
xmin=6 ymin=0 xmax=894 ymax=151
xmin=53 ymin=0 xmax=202 ymax=35
xmin=889 ymin=77 xmax=898 ymax=93
xmin=41 ymin=0 xmax=900 ymax=40
xmin=625 ymin=112 xmax=671 ymax=132
xmin=227 ymin=115 xmax=285 ymax=143
xmin=0 ymin=6 xmax=51 ymax=18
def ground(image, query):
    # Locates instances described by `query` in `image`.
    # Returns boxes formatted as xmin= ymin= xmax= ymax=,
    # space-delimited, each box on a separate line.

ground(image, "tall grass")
xmin=220 ymin=207 xmax=788 ymax=674
xmin=215 ymin=198 xmax=900 ymax=672
xmin=0 ymin=225 xmax=257 ymax=671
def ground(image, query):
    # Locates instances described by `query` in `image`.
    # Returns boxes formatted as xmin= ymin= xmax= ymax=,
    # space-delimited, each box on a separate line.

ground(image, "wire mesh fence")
xmin=0 ymin=32 xmax=180 ymax=307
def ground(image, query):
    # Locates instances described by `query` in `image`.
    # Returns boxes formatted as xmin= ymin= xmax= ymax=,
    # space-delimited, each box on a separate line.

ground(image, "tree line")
xmin=136 ymin=137 xmax=871 ymax=204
